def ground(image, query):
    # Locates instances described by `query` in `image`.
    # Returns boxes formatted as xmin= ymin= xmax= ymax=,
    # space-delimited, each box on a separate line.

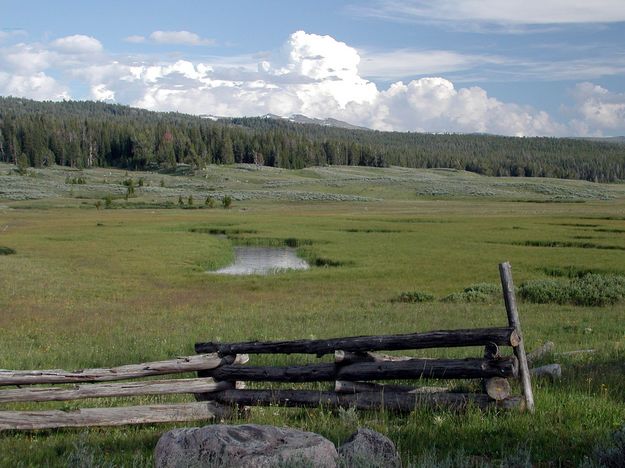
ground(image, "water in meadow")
xmin=211 ymin=246 xmax=309 ymax=275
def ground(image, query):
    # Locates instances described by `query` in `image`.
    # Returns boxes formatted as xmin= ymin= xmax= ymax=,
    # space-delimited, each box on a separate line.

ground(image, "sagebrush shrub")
xmin=519 ymin=273 xmax=625 ymax=306
xmin=393 ymin=291 xmax=435 ymax=303
xmin=518 ymin=279 xmax=567 ymax=304
xmin=0 ymin=246 xmax=16 ymax=255
xmin=442 ymin=283 xmax=500 ymax=303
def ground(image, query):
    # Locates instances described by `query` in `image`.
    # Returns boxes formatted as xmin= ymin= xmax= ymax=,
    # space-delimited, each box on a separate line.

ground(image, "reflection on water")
xmin=210 ymin=246 xmax=310 ymax=275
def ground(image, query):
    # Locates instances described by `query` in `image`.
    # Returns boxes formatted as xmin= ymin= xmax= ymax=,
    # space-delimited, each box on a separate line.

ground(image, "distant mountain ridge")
xmin=286 ymin=114 xmax=369 ymax=131
xmin=201 ymin=112 xmax=369 ymax=131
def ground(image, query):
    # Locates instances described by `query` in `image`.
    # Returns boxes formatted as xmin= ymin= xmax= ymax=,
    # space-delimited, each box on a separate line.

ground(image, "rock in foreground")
xmin=338 ymin=428 xmax=402 ymax=468
xmin=155 ymin=424 xmax=338 ymax=468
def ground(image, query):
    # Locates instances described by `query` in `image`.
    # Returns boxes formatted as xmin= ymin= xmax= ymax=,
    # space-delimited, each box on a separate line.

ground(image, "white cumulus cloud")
xmin=0 ymin=43 xmax=53 ymax=74
xmin=51 ymin=34 xmax=103 ymax=54
xmin=337 ymin=77 xmax=565 ymax=135
xmin=0 ymin=71 xmax=69 ymax=101
xmin=148 ymin=30 xmax=214 ymax=46
xmin=91 ymin=84 xmax=115 ymax=101
xmin=567 ymin=82 xmax=625 ymax=135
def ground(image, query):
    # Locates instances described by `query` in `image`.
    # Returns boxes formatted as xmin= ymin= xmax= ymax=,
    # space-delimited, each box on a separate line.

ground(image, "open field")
xmin=1 ymin=163 xmax=625 ymax=466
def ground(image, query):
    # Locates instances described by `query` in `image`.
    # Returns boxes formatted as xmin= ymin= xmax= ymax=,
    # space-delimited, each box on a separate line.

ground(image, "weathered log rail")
xmin=0 ymin=377 xmax=234 ymax=404
xmin=209 ymin=389 xmax=525 ymax=412
xmin=195 ymin=327 xmax=519 ymax=356
xmin=0 ymin=261 xmax=534 ymax=431
xmin=209 ymin=356 xmax=518 ymax=383
xmin=0 ymin=353 xmax=247 ymax=386
xmin=0 ymin=402 xmax=230 ymax=431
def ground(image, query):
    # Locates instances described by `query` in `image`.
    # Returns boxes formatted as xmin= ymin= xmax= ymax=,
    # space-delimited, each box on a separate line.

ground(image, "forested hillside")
xmin=1 ymin=97 xmax=624 ymax=181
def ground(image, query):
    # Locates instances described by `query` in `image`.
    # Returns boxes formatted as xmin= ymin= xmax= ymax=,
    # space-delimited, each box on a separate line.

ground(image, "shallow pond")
xmin=210 ymin=246 xmax=310 ymax=275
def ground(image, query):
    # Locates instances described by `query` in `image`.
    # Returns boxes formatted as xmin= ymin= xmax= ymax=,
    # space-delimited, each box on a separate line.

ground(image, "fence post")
xmin=499 ymin=261 xmax=535 ymax=412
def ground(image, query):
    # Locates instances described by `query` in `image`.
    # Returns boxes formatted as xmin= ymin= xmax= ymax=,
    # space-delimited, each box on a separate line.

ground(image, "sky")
xmin=1 ymin=0 xmax=624 ymax=137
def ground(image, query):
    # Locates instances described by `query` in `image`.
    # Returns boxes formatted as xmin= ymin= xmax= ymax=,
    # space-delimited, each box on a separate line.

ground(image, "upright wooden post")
xmin=499 ymin=262 xmax=535 ymax=412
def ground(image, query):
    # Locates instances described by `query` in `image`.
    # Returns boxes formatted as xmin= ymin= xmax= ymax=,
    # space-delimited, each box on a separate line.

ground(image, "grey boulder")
xmin=155 ymin=423 xmax=338 ymax=468
xmin=338 ymin=428 xmax=401 ymax=468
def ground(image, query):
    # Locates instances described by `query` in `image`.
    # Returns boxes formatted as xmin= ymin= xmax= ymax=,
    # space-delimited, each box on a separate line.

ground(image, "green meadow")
xmin=1 ymin=163 xmax=625 ymax=466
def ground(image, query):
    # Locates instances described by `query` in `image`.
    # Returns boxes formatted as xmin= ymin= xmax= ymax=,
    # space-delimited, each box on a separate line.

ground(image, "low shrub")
xmin=65 ymin=176 xmax=86 ymax=185
xmin=518 ymin=279 xmax=567 ymax=304
xmin=0 ymin=246 xmax=16 ymax=255
xmin=519 ymin=273 xmax=625 ymax=306
xmin=442 ymin=283 xmax=500 ymax=303
xmin=392 ymin=291 xmax=435 ymax=303
xmin=310 ymin=257 xmax=343 ymax=267
xmin=568 ymin=274 xmax=625 ymax=306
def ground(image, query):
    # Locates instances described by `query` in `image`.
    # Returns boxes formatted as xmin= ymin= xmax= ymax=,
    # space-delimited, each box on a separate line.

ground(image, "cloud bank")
xmin=0 ymin=31 xmax=622 ymax=136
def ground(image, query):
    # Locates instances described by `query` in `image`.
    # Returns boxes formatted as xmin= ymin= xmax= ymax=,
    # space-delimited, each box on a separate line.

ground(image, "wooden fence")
xmin=0 ymin=262 xmax=533 ymax=431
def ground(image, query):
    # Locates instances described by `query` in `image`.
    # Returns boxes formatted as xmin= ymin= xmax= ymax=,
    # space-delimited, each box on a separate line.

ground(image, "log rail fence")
xmin=0 ymin=262 xmax=534 ymax=431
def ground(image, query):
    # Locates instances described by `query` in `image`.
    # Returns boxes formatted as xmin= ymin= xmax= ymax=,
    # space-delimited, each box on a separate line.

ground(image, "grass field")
xmin=1 ymin=163 xmax=625 ymax=466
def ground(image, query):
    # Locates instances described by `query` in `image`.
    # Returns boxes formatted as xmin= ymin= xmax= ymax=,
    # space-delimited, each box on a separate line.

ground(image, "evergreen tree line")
xmin=1 ymin=97 xmax=623 ymax=182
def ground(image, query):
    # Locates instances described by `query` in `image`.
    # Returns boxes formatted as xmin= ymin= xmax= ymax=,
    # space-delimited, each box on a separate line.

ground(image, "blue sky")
xmin=1 ymin=0 xmax=624 ymax=136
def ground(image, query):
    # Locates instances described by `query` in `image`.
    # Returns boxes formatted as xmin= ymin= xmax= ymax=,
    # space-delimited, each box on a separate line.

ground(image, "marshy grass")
xmin=511 ymin=240 xmax=625 ymax=251
xmin=343 ymin=228 xmax=401 ymax=233
xmin=188 ymin=227 xmax=258 ymax=236
xmin=541 ymin=265 xmax=624 ymax=278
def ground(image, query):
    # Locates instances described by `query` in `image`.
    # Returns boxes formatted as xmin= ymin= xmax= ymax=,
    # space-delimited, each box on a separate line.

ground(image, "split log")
xmin=0 ymin=354 xmax=248 ymax=386
xmin=195 ymin=327 xmax=520 ymax=356
xmin=335 ymin=380 xmax=449 ymax=394
xmin=334 ymin=350 xmax=413 ymax=364
xmin=209 ymin=357 xmax=518 ymax=383
xmin=211 ymin=389 xmax=523 ymax=412
xmin=0 ymin=378 xmax=233 ymax=404
xmin=499 ymin=262 xmax=535 ymax=413
xmin=0 ymin=402 xmax=229 ymax=431
xmin=527 ymin=342 xmax=555 ymax=364
xmin=530 ymin=364 xmax=561 ymax=380
xmin=483 ymin=378 xmax=511 ymax=401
